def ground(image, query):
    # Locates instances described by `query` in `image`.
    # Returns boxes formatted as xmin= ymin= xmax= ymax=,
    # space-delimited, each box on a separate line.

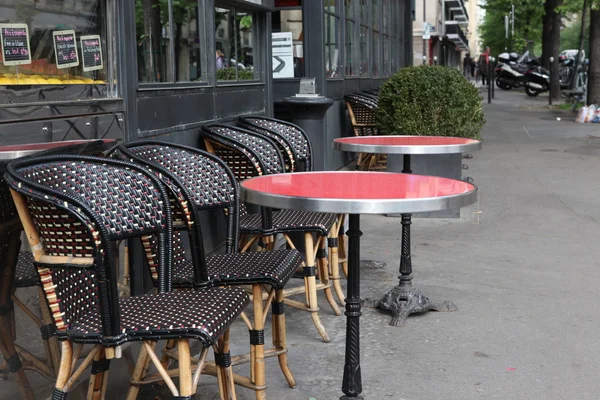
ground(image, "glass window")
xmin=136 ymin=0 xmax=204 ymax=84
xmin=215 ymin=7 xmax=258 ymax=82
xmin=0 ymin=0 xmax=109 ymax=96
xmin=359 ymin=25 xmax=368 ymax=76
xmin=325 ymin=14 xmax=340 ymax=78
xmin=383 ymin=34 xmax=389 ymax=76
xmin=272 ymin=5 xmax=304 ymax=78
xmin=372 ymin=0 xmax=381 ymax=76
xmin=324 ymin=1 xmax=340 ymax=78
xmin=345 ymin=0 xmax=358 ymax=77
xmin=345 ymin=20 xmax=356 ymax=76
xmin=372 ymin=31 xmax=380 ymax=76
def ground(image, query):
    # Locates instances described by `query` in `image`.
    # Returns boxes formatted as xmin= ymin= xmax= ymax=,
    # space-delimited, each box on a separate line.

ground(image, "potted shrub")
xmin=376 ymin=65 xmax=485 ymax=217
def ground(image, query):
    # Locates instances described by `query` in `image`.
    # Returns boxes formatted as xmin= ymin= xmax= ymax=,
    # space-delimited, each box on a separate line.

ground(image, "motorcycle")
xmin=523 ymin=67 xmax=550 ymax=97
xmin=495 ymin=52 xmax=550 ymax=96
xmin=495 ymin=52 xmax=530 ymax=90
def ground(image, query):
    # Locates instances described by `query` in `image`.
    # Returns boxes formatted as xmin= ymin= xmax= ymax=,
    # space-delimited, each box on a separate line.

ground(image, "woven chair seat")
xmin=172 ymin=249 xmax=303 ymax=290
xmin=13 ymin=252 xmax=39 ymax=288
xmin=240 ymin=210 xmax=337 ymax=237
xmin=69 ymin=287 xmax=249 ymax=346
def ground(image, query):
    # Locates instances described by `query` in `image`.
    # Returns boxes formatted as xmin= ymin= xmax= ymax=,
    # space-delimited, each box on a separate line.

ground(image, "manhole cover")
xmin=360 ymin=260 xmax=387 ymax=269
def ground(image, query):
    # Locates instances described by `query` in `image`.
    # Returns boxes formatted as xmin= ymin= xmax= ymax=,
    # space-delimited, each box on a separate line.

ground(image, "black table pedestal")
xmin=341 ymin=214 xmax=364 ymax=400
xmin=365 ymin=155 xmax=457 ymax=326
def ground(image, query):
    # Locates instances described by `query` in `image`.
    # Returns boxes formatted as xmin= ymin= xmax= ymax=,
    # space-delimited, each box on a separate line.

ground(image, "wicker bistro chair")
xmin=363 ymin=89 xmax=380 ymax=96
xmin=344 ymin=93 xmax=386 ymax=171
xmin=114 ymin=141 xmax=303 ymax=399
xmin=237 ymin=116 xmax=313 ymax=172
xmin=237 ymin=116 xmax=346 ymax=305
xmin=5 ymin=155 xmax=249 ymax=400
xmin=0 ymin=140 xmax=118 ymax=393
xmin=200 ymin=124 xmax=342 ymax=343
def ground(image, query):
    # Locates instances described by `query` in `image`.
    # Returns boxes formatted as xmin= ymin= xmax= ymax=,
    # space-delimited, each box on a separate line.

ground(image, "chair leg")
xmin=251 ymin=284 xmax=267 ymax=400
xmin=178 ymin=339 xmax=194 ymax=398
xmin=214 ymin=329 xmax=237 ymax=400
xmin=87 ymin=348 xmax=109 ymax=400
xmin=304 ymin=233 xmax=330 ymax=343
xmin=131 ymin=341 xmax=197 ymax=399
xmin=52 ymin=341 xmax=74 ymax=399
xmin=38 ymin=287 xmax=62 ymax=376
xmin=337 ymin=215 xmax=348 ymax=278
xmin=159 ymin=339 xmax=176 ymax=371
xmin=126 ymin=341 xmax=155 ymax=400
xmin=272 ymin=290 xmax=296 ymax=388
xmin=328 ymin=218 xmax=345 ymax=306
xmin=317 ymin=237 xmax=341 ymax=316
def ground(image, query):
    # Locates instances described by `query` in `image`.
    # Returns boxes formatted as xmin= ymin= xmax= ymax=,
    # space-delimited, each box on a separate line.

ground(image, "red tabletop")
xmin=241 ymin=171 xmax=477 ymax=214
xmin=333 ymin=135 xmax=482 ymax=155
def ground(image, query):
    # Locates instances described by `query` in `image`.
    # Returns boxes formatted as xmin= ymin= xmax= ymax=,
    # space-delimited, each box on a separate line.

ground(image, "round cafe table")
xmin=0 ymin=139 xmax=115 ymax=400
xmin=333 ymin=135 xmax=482 ymax=326
xmin=241 ymin=171 xmax=477 ymax=400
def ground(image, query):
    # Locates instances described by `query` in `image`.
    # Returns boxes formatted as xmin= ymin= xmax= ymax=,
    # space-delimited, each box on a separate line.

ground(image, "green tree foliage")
xmin=480 ymin=0 xmax=584 ymax=57
xmin=376 ymin=66 xmax=485 ymax=138
xmin=560 ymin=14 xmax=590 ymax=51
xmin=480 ymin=0 xmax=545 ymax=56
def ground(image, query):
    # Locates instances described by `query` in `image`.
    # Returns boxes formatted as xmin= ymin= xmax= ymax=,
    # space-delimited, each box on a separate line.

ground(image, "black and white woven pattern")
xmin=235 ymin=121 xmax=296 ymax=172
xmin=13 ymin=252 xmax=38 ymax=288
xmin=206 ymin=249 xmax=302 ymax=290
xmin=344 ymin=93 xmax=379 ymax=109
xmin=203 ymin=126 xmax=284 ymax=176
xmin=240 ymin=117 xmax=311 ymax=171
xmin=7 ymin=157 xmax=174 ymax=338
xmin=240 ymin=210 xmax=337 ymax=237
xmin=18 ymin=161 xmax=166 ymax=238
xmin=69 ymin=287 xmax=249 ymax=346
xmin=127 ymin=144 xmax=237 ymax=211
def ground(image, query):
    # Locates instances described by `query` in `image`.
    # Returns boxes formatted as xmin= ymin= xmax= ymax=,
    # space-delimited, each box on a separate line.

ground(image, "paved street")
xmin=4 ymin=89 xmax=600 ymax=399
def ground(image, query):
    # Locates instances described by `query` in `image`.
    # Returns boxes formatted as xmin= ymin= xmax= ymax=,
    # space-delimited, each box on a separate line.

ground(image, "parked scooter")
xmin=495 ymin=52 xmax=550 ymax=96
xmin=523 ymin=67 xmax=550 ymax=97
xmin=495 ymin=52 xmax=528 ymax=90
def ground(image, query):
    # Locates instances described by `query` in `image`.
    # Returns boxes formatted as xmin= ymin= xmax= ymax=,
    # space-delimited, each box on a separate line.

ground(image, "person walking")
xmin=478 ymin=47 xmax=490 ymax=86
xmin=216 ymin=49 xmax=226 ymax=70
xmin=463 ymin=53 xmax=473 ymax=79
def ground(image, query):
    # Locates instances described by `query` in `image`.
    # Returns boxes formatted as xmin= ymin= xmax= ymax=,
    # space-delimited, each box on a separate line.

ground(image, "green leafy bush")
xmin=376 ymin=66 xmax=485 ymax=139
xmin=216 ymin=67 xmax=254 ymax=81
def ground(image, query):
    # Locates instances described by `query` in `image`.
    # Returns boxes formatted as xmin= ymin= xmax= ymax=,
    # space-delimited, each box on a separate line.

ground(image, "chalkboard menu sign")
xmin=80 ymin=35 xmax=103 ymax=72
xmin=53 ymin=30 xmax=79 ymax=69
xmin=0 ymin=23 xmax=31 ymax=66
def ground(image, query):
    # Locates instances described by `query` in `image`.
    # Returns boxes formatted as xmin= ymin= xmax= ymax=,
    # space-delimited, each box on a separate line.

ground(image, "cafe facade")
xmin=0 ymin=0 xmax=412 ymax=155
xmin=0 ymin=0 xmax=412 ymax=255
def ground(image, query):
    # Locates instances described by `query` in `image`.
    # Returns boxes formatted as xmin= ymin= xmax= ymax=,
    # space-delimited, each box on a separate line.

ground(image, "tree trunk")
xmin=588 ymin=9 xmax=600 ymax=104
xmin=572 ymin=0 xmax=589 ymax=89
xmin=541 ymin=0 xmax=554 ymax=69
xmin=142 ymin=0 xmax=162 ymax=82
xmin=550 ymin=8 xmax=562 ymax=99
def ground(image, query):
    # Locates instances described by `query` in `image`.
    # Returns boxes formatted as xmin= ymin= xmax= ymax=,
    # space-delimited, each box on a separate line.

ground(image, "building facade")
xmin=0 ymin=0 xmax=413 ymax=253
xmin=412 ymin=0 xmax=473 ymax=67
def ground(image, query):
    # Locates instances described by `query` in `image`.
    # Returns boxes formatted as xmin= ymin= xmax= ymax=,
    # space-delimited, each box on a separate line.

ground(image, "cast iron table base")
xmin=364 ymin=155 xmax=457 ymax=326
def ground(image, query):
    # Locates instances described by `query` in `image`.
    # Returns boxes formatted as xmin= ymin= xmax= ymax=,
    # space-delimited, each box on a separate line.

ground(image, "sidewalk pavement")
xmin=4 ymin=89 xmax=600 ymax=399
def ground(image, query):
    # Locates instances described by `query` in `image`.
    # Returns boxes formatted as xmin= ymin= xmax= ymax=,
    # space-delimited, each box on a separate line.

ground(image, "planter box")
xmin=387 ymin=153 xmax=463 ymax=218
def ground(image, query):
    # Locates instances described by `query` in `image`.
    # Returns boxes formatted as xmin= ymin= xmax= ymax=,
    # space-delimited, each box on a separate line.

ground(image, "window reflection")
xmin=0 ymin=0 xmax=108 ymax=90
xmin=272 ymin=6 xmax=304 ymax=78
xmin=325 ymin=14 xmax=340 ymax=78
xmin=215 ymin=7 xmax=256 ymax=81
xmin=136 ymin=0 xmax=202 ymax=83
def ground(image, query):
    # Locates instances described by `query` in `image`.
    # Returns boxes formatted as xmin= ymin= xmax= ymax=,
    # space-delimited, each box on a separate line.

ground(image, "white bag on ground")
xmin=585 ymin=105 xmax=597 ymax=123
xmin=576 ymin=106 xmax=589 ymax=123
